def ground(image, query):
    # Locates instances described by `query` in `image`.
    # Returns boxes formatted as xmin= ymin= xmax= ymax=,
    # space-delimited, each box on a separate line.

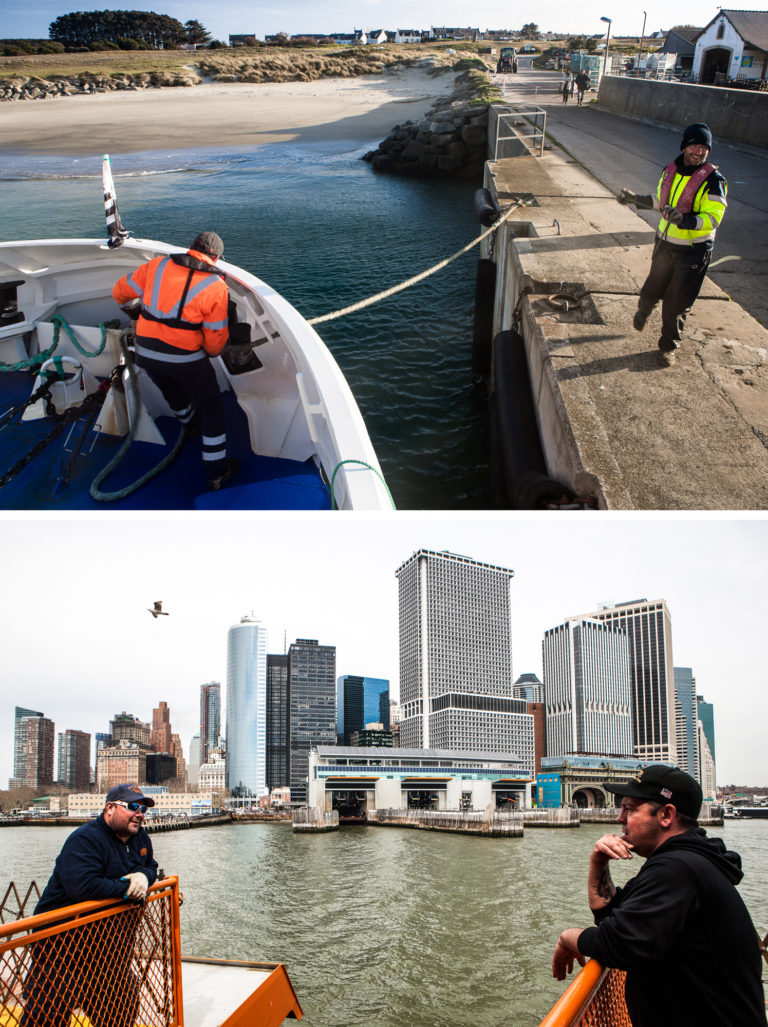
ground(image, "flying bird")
xmin=148 ymin=601 xmax=169 ymax=618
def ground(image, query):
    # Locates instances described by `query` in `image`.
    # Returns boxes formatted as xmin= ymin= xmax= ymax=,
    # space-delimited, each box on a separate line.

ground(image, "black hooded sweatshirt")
xmin=578 ymin=828 xmax=765 ymax=1027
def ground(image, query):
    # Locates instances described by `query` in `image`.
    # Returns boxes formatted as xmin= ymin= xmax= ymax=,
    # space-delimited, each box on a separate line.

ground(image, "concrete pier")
xmin=292 ymin=807 xmax=340 ymax=833
xmin=370 ymin=807 xmax=524 ymax=836
xmin=482 ymin=61 xmax=768 ymax=509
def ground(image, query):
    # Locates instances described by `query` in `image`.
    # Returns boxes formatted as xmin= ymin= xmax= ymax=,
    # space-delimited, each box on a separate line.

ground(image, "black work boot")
xmin=206 ymin=457 xmax=240 ymax=491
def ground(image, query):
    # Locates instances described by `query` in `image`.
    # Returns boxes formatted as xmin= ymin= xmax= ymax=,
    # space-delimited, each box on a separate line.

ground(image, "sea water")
xmin=1 ymin=821 xmax=766 ymax=1026
xmin=0 ymin=142 xmax=490 ymax=509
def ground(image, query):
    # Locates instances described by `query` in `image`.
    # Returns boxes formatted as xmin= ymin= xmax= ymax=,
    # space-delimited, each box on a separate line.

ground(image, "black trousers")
xmin=638 ymin=237 xmax=712 ymax=351
xmin=22 ymin=917 xmax=140 ymax=1027
xmin=136 ymin=350 xmax=228 ymax=479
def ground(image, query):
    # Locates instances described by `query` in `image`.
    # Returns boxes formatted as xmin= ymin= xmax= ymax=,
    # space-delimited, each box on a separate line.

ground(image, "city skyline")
xmin=0 ymin=516 xmax=765 ymax=786
xmin=0 ymin=0 xmax=719 ymax=52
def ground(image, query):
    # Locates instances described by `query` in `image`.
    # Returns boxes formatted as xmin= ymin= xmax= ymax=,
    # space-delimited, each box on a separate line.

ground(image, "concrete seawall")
xmin=597 ymin=76 xmax=768 ymax=149
xmin=478 ymin=95 xmax=768 ymax=509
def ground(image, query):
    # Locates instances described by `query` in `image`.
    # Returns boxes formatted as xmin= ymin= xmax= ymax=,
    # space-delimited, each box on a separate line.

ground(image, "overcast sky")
xmin=1 ymin=514 xmax=765 ymax=788
xmin=1 ymin=0 xmax=710 ymax=45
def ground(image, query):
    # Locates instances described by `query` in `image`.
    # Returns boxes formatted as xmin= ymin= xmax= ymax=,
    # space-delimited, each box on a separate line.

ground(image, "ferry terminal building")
xmin=308 ymin=745 xmax=534 ymax=813
xmin=536 ymin=756 xmax=670 ymax=808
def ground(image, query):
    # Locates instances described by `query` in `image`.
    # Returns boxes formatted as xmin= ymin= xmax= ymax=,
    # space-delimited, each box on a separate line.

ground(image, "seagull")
xmin=148 ymin=601 xmax=169 ymax=618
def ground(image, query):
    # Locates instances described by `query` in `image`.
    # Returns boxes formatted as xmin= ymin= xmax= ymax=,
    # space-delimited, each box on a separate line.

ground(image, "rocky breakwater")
xmin=363 ymin=98 xmax=489 ymax=180
xmin=1 ymin=69 xmax=198 ymax=100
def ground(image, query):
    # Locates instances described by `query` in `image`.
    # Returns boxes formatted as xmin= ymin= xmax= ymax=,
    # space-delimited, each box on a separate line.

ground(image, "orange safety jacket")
xmin=112 ymin=248 xmax=229 ymax=357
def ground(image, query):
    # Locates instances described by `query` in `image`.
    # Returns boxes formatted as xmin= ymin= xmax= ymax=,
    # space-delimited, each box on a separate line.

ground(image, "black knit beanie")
xmin=680 ymin=123 xmax=712 ymax=151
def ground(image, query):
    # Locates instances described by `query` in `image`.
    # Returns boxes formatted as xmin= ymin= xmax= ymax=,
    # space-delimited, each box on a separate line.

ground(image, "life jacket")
xmin=659 ymin=160 xmax=716 ymax=213
xmin=113 ymin=249 xmax=229 ymax=356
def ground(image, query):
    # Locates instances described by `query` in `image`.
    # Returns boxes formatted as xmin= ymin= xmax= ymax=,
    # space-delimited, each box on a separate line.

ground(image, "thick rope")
xmin=90 ymin=344 xmax=185 ymax=503
xmin=0 ymin=315 xmax=118 ymax=372
xmin=329 ymin=459 xmax=396 ymax=510
xmin=308 ymin=200 xmax=523 ymax=326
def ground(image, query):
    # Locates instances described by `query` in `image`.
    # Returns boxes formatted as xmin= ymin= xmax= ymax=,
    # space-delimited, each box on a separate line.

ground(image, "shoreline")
xmin=0 ymin=69 xmax=458 ymax=156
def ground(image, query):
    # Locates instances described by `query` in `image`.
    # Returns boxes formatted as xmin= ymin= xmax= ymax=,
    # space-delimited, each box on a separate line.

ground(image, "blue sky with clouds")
xmin=1 ymin=0 xmax=712 ymax=44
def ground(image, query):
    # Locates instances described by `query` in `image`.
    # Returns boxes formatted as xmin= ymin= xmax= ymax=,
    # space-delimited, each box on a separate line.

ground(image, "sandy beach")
xmin=0 ymin=67 xmax=458 ymax=155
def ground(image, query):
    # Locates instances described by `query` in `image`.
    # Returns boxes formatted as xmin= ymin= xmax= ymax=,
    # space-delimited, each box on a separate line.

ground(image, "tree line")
xmin=44 ymin=10 xmax=215 ymax=50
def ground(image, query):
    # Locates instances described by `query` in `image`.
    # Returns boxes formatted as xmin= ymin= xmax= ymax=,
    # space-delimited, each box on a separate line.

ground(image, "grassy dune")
xmin=0 ymin=44 xmax=473 ymax=88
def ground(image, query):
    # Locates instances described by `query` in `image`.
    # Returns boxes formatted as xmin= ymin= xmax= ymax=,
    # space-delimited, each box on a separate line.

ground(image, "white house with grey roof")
xmin=693 ymin=9 xmax=768 ymax=83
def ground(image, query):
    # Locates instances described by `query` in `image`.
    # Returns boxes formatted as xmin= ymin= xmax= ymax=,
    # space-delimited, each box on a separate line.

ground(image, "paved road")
xmin=493 ymin=58 xmax=768 ymax=327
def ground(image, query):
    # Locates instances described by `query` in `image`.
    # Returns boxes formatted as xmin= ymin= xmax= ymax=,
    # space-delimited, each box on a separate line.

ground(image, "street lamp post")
xmin=639 ymin=11 xmax=647 ymax=75
xmin=600 ymin=16 xmax=612 ymax=79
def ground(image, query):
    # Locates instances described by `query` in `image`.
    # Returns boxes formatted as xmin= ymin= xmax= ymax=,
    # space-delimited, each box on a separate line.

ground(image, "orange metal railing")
xmin=539 ymin=959 xmax=632 ymax=1027
xmin=0 ymin=877 xmax=183 ymax=1027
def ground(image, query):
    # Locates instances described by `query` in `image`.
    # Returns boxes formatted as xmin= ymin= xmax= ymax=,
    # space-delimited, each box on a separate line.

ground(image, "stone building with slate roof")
xmin=693 ymin=9 xmax=768 ymax=84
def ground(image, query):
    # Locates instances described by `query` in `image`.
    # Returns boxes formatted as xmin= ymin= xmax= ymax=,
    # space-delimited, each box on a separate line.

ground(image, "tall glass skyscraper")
xmin=266 ymin=654 xmax=289 ymax=791
xmin=226 ymin=616 xmax=267 ymax=797
xmin=396 ymin=549 xmax=532 ymax=769
xmin=337 ymin=675 xmax=390 ymax=745
xmin=696 ymin=695 xmax=716 ymax=765
xmin=576 ymin=599 xmax=677 ymax=764
xmin=199 ymin=681 xmax=221 ymax=766
xmin=288 ymin=639 xmax=336 ymax=802
xmin=543 ymin=618 xmax=632 ymax=758
xmin=674 ymin=667 xmax=700 ymax=780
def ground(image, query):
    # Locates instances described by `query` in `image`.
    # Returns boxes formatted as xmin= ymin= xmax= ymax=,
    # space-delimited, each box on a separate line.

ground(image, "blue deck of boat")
xmin=0 ymin=371 xmax=331 ymax=510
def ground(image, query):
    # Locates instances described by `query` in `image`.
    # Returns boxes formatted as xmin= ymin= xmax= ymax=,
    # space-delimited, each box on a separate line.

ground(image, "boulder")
xmin=462 ymin=124 xmax=487 ymax=146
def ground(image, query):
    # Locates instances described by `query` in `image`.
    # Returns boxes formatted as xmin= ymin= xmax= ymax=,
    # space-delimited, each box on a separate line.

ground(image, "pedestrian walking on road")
xmin=575 ymin=71 xmax=590 ymax=105
xmin=617 ymin=122 xmax=727 ymax=366
xmin=562 ymin=71 xmax=572 ymax=103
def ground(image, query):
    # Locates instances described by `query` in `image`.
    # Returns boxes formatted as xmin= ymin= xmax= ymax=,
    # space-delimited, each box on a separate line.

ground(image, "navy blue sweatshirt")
xmin=578 ymin=828 xmax=765 ymax=1026
xmin=35 ymin=813 xmax=158 ymax=915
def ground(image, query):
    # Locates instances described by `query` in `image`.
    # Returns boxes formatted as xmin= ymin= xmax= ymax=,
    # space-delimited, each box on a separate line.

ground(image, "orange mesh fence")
xmin=575 ymin=968 xmax=632 ymax=1027
xmin=0 ymin=878 xmax=182 ymax=1027
xmin=539 ymin=960 xmax=632 ymax=1027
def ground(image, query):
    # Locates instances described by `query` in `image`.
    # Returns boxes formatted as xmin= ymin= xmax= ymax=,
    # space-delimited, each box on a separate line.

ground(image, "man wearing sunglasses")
xmin=23 ymin=784 xmax=159 ymax=1027
xmin=34 ymin=783 xmax=158 ymax=915
xmin=550 ymin=765 xmax=765 ymax=1027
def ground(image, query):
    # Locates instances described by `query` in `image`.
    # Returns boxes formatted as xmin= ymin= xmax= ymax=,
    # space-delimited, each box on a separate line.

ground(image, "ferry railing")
xmin=0 ymin=876 xmax=183 ymax=1026
xmin=539 ymin=959 xmax=631 ymax=1027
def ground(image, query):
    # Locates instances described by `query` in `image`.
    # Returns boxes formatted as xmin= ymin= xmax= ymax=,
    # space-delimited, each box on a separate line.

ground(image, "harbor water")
xmin=2 ymin=820 xmax=766 ymax=1026
xmin=0 ymin=143 xmax=489 ymax=509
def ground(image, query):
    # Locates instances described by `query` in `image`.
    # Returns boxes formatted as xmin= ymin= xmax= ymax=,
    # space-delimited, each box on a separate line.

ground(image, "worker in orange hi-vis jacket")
xmin=113 ymin=230 xmax=239 ymax=491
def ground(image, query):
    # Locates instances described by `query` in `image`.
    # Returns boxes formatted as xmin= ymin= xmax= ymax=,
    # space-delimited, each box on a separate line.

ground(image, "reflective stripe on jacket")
xmin=113 ymin=248 xmax=229 ymax=355
xmin=655 ymin=157 xmax=727 ymax=247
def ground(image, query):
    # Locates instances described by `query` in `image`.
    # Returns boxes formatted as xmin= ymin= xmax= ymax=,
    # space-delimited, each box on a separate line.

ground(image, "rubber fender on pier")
xmin=474 ymin=187 xmax=501 ymax=227
xmin=488 ymin=329 xmax=575 ymax=509
xmin=471 ymin=258 xmax=497 ymax=375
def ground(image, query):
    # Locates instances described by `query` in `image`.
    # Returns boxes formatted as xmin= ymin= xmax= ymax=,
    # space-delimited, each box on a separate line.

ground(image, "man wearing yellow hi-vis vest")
xmin=617 ymin=123 xmax=727 ymax=366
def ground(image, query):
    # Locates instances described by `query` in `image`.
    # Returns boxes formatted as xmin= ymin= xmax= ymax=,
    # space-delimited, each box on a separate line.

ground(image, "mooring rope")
xmin=307 ymin=200 xmax=523 ymax=327
xmin=329 ymin=459 xmax=396 ymax=510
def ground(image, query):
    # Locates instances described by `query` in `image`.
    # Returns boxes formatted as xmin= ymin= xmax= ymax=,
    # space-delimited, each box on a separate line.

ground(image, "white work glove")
xmin=122 ymin=872 xmax=148 ymax=901
xmin=617 ymin=188 xmax=637 ymax=205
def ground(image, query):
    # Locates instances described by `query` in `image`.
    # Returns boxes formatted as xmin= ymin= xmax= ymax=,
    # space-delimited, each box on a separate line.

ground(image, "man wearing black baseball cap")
xmin=617 ymin=122 xmax=728 ymax=366
xmin=24 ymin=784 xmax=159 ymax=1026
xmin=551 ymin=764 xmax=765 ymax=1026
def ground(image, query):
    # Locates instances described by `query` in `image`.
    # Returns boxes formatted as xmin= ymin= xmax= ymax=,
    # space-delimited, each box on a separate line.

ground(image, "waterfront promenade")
xmin=486 ymin=59 xmax=768 ymax=509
